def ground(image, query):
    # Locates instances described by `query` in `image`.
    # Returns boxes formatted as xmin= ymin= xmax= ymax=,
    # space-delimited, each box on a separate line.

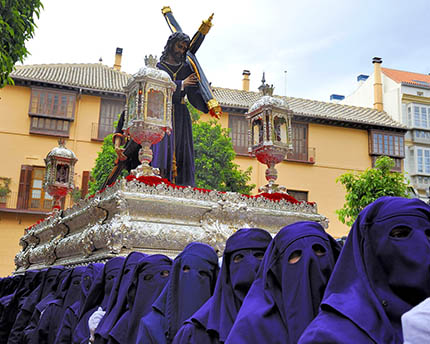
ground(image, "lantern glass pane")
xmin=274 ymin=117 xmax=287 ymax=142
xmin=127 ymin=91 xmax=137 ymax=122
xmin=147 ymin=89 xmax=164 ymax=119
xmin=253 ymin=122 xmax=259 ymax=145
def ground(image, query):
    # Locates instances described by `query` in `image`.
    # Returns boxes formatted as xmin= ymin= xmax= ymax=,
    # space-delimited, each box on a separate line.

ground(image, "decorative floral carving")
xmin=15 ymin=178 xmax=327 ymax=271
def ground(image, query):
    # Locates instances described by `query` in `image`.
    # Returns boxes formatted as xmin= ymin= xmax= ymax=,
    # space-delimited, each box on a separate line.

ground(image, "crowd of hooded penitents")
xmin=0 ymin=196 xmax=428 ymax=344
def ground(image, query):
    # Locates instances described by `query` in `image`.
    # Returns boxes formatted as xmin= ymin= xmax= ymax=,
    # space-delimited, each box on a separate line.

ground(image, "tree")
xmin=336 ymin=156 xmax=410 ymax=226
xmin=88 ymin=117 xmax=126 ymax=195
xmin=88 ymin=134 xmax=119 ymax=195
xmin=1 ymin=0 xmax=43 ymax=88
xmin=193 ymin=120 xmax=255 ymax=194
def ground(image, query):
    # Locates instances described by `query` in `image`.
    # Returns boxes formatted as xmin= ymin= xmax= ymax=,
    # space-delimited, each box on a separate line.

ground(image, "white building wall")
xmin=342 ymin=68 xmax=430 ymax=199
xmin=341 ymin=74 xmax=375 ymax=109
xmin=382 ymin=75 xmax=402 ymax=123
xmin=402 ymin=85 xmax=430 ymax=98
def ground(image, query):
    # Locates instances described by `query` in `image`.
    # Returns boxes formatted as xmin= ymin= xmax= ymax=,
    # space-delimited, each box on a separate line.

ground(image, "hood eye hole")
xmin=288 ymin=250 xmax=302 ymax=264
xmin=233 ymin=254 xmax=244 ymax=263
xmin=425 ymin=229 xmax=430 ymax=240
xmin=160 ymin=270 xmax=169 ymax=277
xmin=253 ymin=251 xmax=265 ymax=260
xmin=144 ymin=274 xmax=153 ymax=281
xmin=182 ymin=265 xmax=190 ymax=272
xmin=389 ymin=226 xmax=412 ymax=238
xmin=199 ymin=270 xmax=210 ymax=278
xmin=312 ymin=244 xmax=326 ymax=256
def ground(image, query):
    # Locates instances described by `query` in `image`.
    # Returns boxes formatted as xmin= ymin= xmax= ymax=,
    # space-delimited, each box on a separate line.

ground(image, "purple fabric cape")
xmin=34 ymin=266 xmax=86 ymax=344
xmin=174 ymin=228 xmax=273 ymax=343
xmin=24 ymin=268 xmax=70 ymax=343
xmin=137 ymin=242 xmax=219 ymax=344
xmin=8 ymin=266 xmax=64 ymax=344
xmin=299 ymin=196 xmax=430 ymax=344
xmin=226 ymin=221 xmax=340 ymax=344
xmin=109 ymin=254 xmax=173 ymax=344
xmin=0 ymin=270 xmax=41 ymax=343
xmin=54 ymin=263 xmax=103 ymax=344
xmin=72 ymin=257 xmax=124 ymax=344
xmin=94 ymin=251 xmax=147 ymax=343
xmin=151 ymin=61 xmax=208 ymax=186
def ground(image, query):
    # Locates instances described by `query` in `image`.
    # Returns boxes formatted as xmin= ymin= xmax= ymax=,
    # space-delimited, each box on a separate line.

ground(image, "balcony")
xmin=0 ymin=191 xmax=74 ymax=215
xmin=0 ymin=192 xmax=49 ymax=215
xmin=91 ymin=122 xmax=114 ymax=142
xmin=286 ymin=147 xmax=316 ymax=164
xmin=411 ymin=130 xmax=430 ymax=145
xmin=410 ymin=175 xmax=430 ymax=192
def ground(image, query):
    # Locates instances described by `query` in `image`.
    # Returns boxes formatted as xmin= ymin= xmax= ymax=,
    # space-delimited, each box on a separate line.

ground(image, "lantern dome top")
xmin=249 ymin=95 xmax=287 ymax=113
xmin=46 ymin=139 xmax=77 ymax=161
xmin=130 ymin=54 xmax=173 ymax=85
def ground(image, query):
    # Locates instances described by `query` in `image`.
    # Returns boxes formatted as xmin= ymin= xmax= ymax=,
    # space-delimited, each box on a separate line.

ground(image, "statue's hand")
xmin=115 ymin=148 xmax=127 ymax=162
xmin=183 ymin=73 xmax=198 ymax=87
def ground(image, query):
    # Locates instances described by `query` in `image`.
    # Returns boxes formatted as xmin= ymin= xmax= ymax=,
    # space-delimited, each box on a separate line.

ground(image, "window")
xmin=409 ymin=104 xmax=430 ymax=129
xmin=28 ymin=168 xmax=53 ymax=210
xmin=369 ymin=130 xmax=405 ymax=172
xmin=287 ymin=122 xmax=308 ymax=161
xmin=370 ymin=131 xmax=404 ymax=157
xmin=287 ymin=189 xmax=308 ymax=202
xmin=17 ymin=165 xmax=55 ymax=211
xmin=417 ymin=148 xmax=430 ymax=175
xmin=229 ymin=114 xmax=248 ymax=155
xmin=97 ymin=99 xmax=125 ymax=139
xmin=29 ymin=88 xmax=76 ymax=136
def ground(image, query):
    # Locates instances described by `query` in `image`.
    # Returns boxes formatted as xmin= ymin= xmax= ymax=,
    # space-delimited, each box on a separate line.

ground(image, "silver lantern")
xmin=124 ymin=55 xmax=176 ymax=177
xmin=247 ymin=81 xmax=293 ymax=193
xmin=44 ymin=138 xmax=77 ymax=210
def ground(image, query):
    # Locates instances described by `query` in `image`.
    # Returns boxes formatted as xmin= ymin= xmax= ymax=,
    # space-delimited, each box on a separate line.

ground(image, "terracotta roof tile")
xmin=10 ymin=64 xmax=405 ymax=130
xmin=382 ymin=67 xmax=430 ymax=88
xmin=212 ymin=87 xmax=405 ymax=129
xmin=11 ymin=63 xmax=131 ymax=93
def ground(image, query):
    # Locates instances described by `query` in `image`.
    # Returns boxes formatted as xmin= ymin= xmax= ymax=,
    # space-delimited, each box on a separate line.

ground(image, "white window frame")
xmin=416 ymin=147 xmax=430 ymax=175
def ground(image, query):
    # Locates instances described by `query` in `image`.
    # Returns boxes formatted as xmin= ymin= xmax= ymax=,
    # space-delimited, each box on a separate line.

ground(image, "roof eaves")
xmin=401 ymin=81 xmax=430 ymax=90
xmin=12 ymin=75 xmax=126 ymax=96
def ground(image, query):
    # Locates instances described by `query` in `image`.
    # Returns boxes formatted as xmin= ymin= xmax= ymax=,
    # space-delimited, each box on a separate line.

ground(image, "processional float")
xmin=14 ymin=8 xmax=327 ymax=273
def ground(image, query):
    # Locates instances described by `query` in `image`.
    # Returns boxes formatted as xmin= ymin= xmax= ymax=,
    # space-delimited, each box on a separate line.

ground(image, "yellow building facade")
xmin=0 ymin=64 xmax=405 ymax=276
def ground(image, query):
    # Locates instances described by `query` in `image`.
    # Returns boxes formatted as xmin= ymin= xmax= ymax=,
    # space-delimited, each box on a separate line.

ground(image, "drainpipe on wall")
xmin=373 ymin=57 xmax=383 ymax=112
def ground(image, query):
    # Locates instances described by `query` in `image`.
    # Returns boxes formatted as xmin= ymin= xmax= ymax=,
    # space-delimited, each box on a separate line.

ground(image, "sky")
xmin=22 ymin=0 xmax=430 ymax=102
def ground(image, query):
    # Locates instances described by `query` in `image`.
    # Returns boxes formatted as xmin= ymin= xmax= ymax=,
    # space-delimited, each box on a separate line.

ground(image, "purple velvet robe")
xmin=151 ymin=61 xmax=208 ymax=187
xmin=299 ymin=196 xmax=430 ymax=344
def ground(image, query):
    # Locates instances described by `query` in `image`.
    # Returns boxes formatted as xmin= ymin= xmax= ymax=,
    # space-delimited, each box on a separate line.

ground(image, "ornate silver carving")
xmin=14 ymin=179 xmax=328 ymax=273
